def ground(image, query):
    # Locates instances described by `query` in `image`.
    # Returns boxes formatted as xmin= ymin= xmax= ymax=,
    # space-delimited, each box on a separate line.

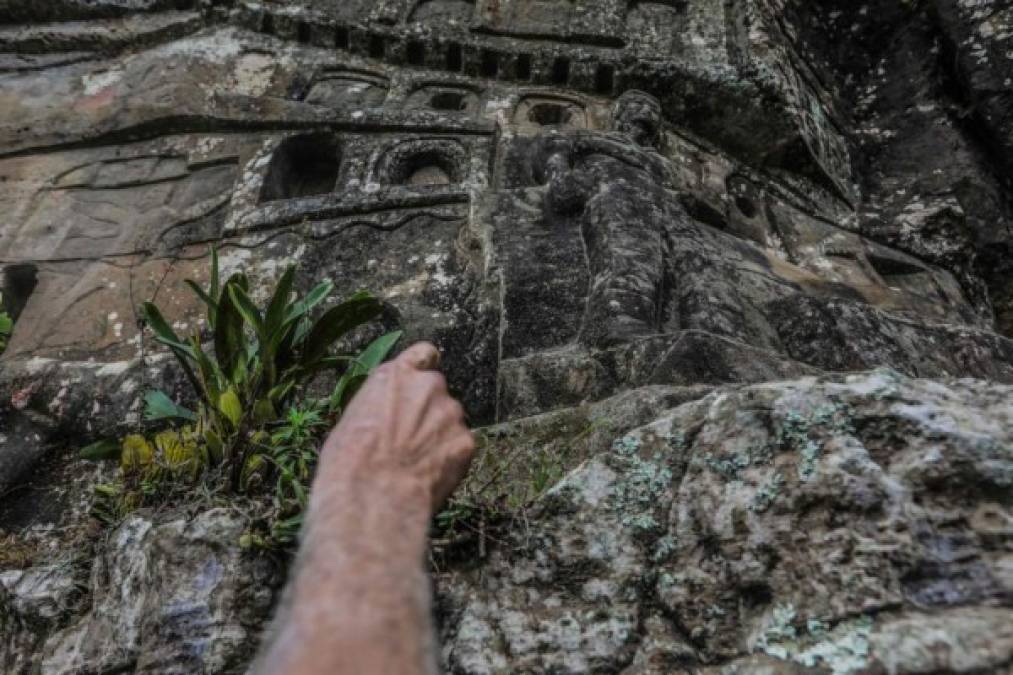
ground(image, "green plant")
xmin=139 ymin=247 xmax=398 ymax=489
xmin=263 ymin=402 xmax=329 ymax=543
xmin=0 ymin=292 xmax=12 ymax=353
xmin=82 ymin=247 xmax=402 ymax=541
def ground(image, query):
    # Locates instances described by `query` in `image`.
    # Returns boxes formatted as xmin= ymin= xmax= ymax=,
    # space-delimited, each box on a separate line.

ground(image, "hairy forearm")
xmin=252 ymin=342 xmax=474 ymax=675
xmin=253 ymin=466 xmax=438 ymax=675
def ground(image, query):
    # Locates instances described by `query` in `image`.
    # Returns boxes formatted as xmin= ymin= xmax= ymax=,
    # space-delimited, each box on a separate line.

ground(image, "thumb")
xmin=397 ymin=342 xmax=441 ymax=371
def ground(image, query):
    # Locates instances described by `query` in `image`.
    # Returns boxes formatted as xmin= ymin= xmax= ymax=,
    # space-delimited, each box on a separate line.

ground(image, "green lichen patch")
xmin=607 ymin=432 xmax=677 ymax=535
xmin=750 ymin=471 xmax=785 ymax=513
xmin=775 ymin=402 xmax=855 ymax=483
xmin=757 ymin=603 xmax=873 ymax=674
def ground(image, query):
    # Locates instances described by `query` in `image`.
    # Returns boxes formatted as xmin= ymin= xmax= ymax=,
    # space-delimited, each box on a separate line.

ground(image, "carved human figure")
xmin=535 ymin=90 xmax=677 ymax=347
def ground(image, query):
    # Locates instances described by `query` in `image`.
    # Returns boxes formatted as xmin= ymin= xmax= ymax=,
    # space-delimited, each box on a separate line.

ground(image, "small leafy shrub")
xmin=82 ymin=248 xmax=400 ymax=544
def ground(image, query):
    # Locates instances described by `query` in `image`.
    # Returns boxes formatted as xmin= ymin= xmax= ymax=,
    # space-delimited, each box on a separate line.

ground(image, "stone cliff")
xmin=0 ymin=0 xmax=1011 ymax=672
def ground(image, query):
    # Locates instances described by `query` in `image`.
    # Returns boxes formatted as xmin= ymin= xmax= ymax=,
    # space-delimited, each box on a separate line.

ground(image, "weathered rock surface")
xmin=0 ymin=0 xmax=1012 ymax=672
xmin=2 ymin=508 xmax=279 ymax=674
xmin=438 ymin=371 xmax=1013 ymax=674
xmin=7 ymin=372 xmax=1008 ymax=674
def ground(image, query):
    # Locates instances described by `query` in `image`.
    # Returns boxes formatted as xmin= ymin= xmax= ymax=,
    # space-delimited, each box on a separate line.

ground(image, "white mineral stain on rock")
xmin=231 ymin=53 xmax=277 ymax=97
xmin=150 ymin=28 xmax=244 ymax=64
xmin=82 ymin=69 xmax=123 ymax=96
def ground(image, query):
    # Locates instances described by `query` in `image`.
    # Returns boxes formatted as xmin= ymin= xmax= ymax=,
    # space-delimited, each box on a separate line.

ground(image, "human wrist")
xmin=317 ymin=425 xmax=434 ymax=509
xmin=306 ymin=460 xmax=431 ymax=552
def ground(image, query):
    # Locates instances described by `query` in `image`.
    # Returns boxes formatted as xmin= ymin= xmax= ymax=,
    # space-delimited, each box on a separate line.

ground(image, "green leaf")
xmin=218 ymin=388 xmax=243 ymax=428
xmin=287 ymin=356 xmax=354 ymax=382
xmin=204 ymin=428 xmax=224 ymax=465
xmin=0 ymin=313 xmax=12 ymax=335
xmin=142 ymin=302 xmax=184 ymax=348
xmin=79 ymin=438 xmax=121 ymax=461
xmin=228 ymin=284 xmax=265 ymax=338
xmin=351 ymin=330 xmax=403 ymax=375
xmin=265 ymin=266 xmax=297 ymax=337
xmin=184 ymin=280 xmax=218 ymax=328
xmin=271 ymin=513 xmax=304 ymax=542
xmin=273 ymin=317 xmax=306 ymax=374
xmin=327 ymin=331 xmax=401 ymax=412
xmin=286 ymin=280 xmax=334 ymax=323
xmin=214 ymin=276 xmax=248 ymax=381
xmin=143 ymin=389 xmax=197 ymax=422
xmin=267 ymin=380 xmax=295 ymax=405
xmin=240 ymin=453 xmax=267 ymax=491
xmin=210 ymin=246 xmax=220 ymax=304
xmin=330 ymin=372 xmax=367 ymax=413
xmin=151 ymin=335 xmax=197 ymax=358
xmin=252 ymin=398 xmax=276 ymax=426
xmin=291 ymin=479 xmax=308 ymax=506
xmin=300 ymin=292 xmax=382 ymax=366
xmin=142 ymin=302 xmax=202 ymax=394
xmin=190 ymin=335 xmax=223 ymax=404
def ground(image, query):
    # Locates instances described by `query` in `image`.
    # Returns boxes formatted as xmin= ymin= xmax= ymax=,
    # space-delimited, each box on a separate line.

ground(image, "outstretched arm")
xmin=252 ymin=342 xmax=475 ymax=675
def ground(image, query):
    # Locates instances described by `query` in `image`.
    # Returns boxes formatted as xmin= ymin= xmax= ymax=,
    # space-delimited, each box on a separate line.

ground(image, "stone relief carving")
xmin=514 ymin=94 xmax=589 ymax=131
xmin=535 ymin=91 xmax=672 ymax=347
xmin=0 ymin=3 xmax=1005 ymax=431
xmin=3 ymin=2 xmax=1013 ymax=673
xmin=0 ymin=0 xmax=1003 ymax=479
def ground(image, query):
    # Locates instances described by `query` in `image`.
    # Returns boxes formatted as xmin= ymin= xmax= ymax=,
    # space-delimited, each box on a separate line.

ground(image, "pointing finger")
xmin=398 ymin=342 xmax=441 ymax=371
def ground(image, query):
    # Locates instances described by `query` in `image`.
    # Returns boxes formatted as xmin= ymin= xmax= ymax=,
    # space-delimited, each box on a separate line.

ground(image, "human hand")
xmin=319 ymin=342 xmax=475 ymax=511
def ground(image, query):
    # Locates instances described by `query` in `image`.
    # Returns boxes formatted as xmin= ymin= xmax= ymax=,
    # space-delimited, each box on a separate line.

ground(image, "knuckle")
xmin=422 ymin=371 xmax=448 ymax=391
xmin=413 ymin=340 xmax=438 ymax=355
xmin=448 ymin=399 xmax=466 ymax=422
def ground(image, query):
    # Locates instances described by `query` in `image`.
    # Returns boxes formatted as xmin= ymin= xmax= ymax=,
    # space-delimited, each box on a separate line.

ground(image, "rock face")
xmin=439 ymin=371 xmax=1013 ymax=673
xmin=3 ymin=509 xmax=279 ymax=674
xmin=0 ymin=0 xmax=1011 ymax=673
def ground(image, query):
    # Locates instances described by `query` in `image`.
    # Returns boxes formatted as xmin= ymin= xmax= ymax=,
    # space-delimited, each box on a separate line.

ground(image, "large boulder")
xmin=438 ymin=371 xmax=1013 ymax=673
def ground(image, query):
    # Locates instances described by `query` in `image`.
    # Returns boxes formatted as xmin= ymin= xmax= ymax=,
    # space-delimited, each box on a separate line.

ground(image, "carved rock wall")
xmin=0 ymin=0 xmax=1011 ymax=673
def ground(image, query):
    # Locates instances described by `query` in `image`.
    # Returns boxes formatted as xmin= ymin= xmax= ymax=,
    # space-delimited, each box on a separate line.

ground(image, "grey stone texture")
xmin=3 ymin=509 xmax=279 ymax=673
xmin=0 ymin=0 xmax=1011 ymax=672
xmin=439 ymin=371 xmax=1013 ymax=674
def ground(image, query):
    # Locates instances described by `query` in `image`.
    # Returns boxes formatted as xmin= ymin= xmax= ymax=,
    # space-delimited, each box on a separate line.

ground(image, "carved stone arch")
xmin=513 ymin=94 xmax=588 ymax=133
xmin=259 ymin=134 xmax=342 ymax=202
xmin=405 ymin=81 xmax=481 ymax=114
xmin=372 ymin=139 xmax=468 ymax=186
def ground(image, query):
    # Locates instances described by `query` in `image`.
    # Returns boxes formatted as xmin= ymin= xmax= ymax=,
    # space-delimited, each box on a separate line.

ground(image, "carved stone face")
xmin=612 ymin=90 xmax=663 ymax=148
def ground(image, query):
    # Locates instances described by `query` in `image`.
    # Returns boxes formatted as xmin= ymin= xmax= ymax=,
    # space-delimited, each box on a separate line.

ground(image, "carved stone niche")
xmin=0 ymin=264 xmax=38 ymax=326
xmin=405 ymin=83 xmax=480 ymax=115
xmin=259 ymin=134 xmax=342 ymax=203
xmin=724 ymin=174 xmax=772 ymax=246
xmin=302 ymin=69 xmax=390 ymax=109
xmin=513 ymin=95 xmax=589 ymax=133
xmin=371 ymin=139 xmax=468 ymax=187
xmin=408 ymin=0 xmax=475 ymax=25
xmin=626 ymin=0 xmax=687 ymax=56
